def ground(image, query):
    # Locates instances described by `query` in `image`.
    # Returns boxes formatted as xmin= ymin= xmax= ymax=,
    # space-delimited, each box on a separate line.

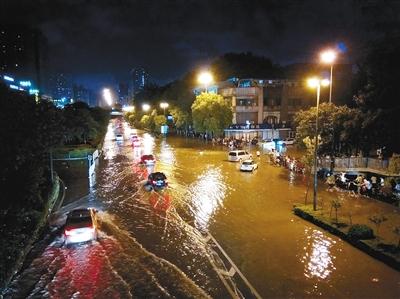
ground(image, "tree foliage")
xmin=191 ymin=93 xmax=232 ymax=136
xmin=353 ymin=34 xmax=400 ymax=154
xmin=211 ymin=52 xmax=283 ymax=81
xmin=169 ymin=106 xmax=190 ymax=130
xmin=294 ymin=103 xmax=377 ymax=156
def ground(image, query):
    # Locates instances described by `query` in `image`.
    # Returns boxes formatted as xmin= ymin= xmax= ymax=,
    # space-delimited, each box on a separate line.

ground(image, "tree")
xmin=169 ymin=106 xmax=190 ymax=131
xmin=294 ymin=103 xmax=367 ymax=156
xmin=369 ymin=214 xmax=388 ymax=237
xmin=154 ymin=115 xmax=167 ymax=131
xmin=191 ymin=93 xmax=232 ymax=137
xmin=353 ymin=34 xmax=400 ymax=154
xmin=140 ymin=115 xmax=151 ymax=129
xmin=211 ymin=52 xmax=283 ymax=81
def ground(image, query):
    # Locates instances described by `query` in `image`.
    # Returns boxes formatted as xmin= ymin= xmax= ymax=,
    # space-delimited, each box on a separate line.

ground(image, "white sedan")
xmin=240 ymin=159 xmax=258 ymax=172
xmin=282 ymin=138 xmax=295 ymax=145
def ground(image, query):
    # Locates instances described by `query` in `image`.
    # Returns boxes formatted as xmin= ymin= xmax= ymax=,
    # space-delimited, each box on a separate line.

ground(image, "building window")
xmin=263 ymin=115 xmax=278 ymax=124
xmin=238 ymin=98 xmax=257 ymax=106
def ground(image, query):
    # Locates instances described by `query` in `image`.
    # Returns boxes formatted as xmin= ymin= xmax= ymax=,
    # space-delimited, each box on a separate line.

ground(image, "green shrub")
xmin=348 ymin=224 xmax=375 ymax=240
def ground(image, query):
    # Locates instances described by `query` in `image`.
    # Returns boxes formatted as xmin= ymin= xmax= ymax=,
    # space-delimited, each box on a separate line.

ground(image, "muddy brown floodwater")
xmin=7 ymin=121 xmax=400 ymax=298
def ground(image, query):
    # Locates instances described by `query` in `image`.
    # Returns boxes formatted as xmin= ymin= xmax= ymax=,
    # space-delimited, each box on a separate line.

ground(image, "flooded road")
xmin=6 ymin=120 xmax=400 ymax=298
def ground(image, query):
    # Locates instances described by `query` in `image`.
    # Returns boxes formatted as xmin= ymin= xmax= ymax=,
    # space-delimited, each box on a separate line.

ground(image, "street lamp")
xmin=320 ymin=50 xmax=337 ymax=103
xmin=160 ymin=102 xmax=169 ymax=115
xmin=198 ymin=71 xmax=213 ymax=93
xmin=142 ymin=103 xmax=150 ymax=112
xmin=308 ymin=77 xmax=330 ymax=211
xmin=103 ymin=88 xmax=113 ymax=106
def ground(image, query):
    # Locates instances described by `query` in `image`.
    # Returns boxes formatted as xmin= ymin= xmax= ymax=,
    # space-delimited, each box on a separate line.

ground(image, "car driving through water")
xmin=64 ymin=208 xmax=98 ymax=245
xmin=240 ymin=159 xmax=258 ymax=172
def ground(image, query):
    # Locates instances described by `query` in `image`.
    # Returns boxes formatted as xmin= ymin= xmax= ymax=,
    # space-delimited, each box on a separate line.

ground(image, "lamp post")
xmin=320 ymin=50 xmax=337 ymax=103
xmin=308 ymin=77 xmax=330 ymax=211
xmin=198 ymin=71 xmax=213 ymax=93
xmin=160 ymin=102 xmax=169 ymax=115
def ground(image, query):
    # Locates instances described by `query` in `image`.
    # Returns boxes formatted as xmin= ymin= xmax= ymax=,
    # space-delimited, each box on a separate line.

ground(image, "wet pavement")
xmin=5 ymin=119 xmax=400 ymax=298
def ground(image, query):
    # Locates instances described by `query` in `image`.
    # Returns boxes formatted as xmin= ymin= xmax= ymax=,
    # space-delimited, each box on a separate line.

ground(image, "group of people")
xmin=268 ymin=149 xmax=306 ymax=174
xmin=326 ymin=172 xmax=400 ymax=200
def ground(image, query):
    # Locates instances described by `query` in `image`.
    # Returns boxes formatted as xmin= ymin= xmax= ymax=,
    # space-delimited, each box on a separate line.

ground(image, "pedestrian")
xmin=256 ymin=150 xmax=260 ymax=158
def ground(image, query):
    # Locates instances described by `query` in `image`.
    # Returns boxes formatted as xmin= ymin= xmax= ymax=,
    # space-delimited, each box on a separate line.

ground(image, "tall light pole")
xmin=198 ymin=71 xmax=213 ymax=93
xmin=160 ymin=102 xmax=169 ymax=115
xmin=308 ymin=77 xmax=330 ymax=211
xmin=320 ymin=50 xmax=337 ymax=104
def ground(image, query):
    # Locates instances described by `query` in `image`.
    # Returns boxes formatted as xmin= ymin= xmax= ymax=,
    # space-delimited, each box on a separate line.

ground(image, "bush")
xmin=348 ymin=224 xmax=375 ymax=240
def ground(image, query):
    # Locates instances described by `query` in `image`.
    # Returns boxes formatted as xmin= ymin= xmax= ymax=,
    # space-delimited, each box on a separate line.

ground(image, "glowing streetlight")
xmin=160 ymin=102 xmax=169 ymax=115
xmin=142 ymin=103 xmax=150 ymax=112
xmin=103 ymin=88 xmax=112 ymax=106
xmin=307 ymin=77 xmax=330 ymax=211
xmin=320 ymin=49 xmax=337 ymax=103
xmin=198 ymin=71 xmax=213 ymax=93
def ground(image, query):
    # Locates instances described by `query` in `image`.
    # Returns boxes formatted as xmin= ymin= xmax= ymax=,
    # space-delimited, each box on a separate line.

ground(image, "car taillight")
xmin=152 ymin=180 xmax=157 ymax=184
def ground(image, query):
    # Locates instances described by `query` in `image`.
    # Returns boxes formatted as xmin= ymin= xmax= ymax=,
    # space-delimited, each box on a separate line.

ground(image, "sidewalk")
xmin=294 ymin=185 xmax=400 ymax=270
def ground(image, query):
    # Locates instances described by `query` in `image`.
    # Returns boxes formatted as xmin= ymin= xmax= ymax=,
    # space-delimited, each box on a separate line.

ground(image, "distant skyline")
xmin=1 ymin=0 xmax=398 ymax=91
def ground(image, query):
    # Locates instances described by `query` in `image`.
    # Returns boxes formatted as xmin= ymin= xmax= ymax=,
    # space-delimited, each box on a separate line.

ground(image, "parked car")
xmin=240 ymin=159 xmax=258 ymax=172
xmin=260 ymin=139 xmax=276 ymax=151
xmin=282 ymin=138 xmax=295 ymax=145
xmin=228 ymin=150 xmax=252 ymax=162
xmin=140 ymin=154 xmax=155 ymax=165
xmin=116 ymin=134 xmax=124 ymax=141
xmin=146 ymin=172 xmax=168 ymax=190
xmin=64 ymin=208 xmax=98 ymax=245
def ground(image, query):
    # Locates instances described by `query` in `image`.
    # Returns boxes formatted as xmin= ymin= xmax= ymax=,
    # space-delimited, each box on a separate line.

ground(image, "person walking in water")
xmin=256 ymin=150 xmax=260 ymax=158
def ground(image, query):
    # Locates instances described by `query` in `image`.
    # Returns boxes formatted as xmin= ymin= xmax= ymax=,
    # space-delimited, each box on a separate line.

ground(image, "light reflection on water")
xmin=188 ymin=167 xmax=227 ymax=229
xmin=142 ymin=133 xmax=155 ymax=155
xmin=302 ymin=228 xmax=336 ymax=280
xmin=159 ymin=138 xmax=176 ymax=166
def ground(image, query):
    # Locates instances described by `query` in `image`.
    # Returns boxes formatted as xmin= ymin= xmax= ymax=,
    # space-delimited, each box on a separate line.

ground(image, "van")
xmin=228 ymin=150 xmax=252 ymax=162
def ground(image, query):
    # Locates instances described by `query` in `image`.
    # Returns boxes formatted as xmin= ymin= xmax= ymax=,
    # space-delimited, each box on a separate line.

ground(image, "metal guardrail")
xmin=203 ymin=232 xmax=262 ymax=299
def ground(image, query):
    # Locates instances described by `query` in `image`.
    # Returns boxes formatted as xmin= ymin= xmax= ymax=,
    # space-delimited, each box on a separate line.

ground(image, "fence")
xmin=320 ymin=157 xmax=390 ymax=173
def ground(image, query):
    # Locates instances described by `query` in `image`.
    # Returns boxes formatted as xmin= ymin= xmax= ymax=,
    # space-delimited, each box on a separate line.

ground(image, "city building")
xmin=47 ymin=73 xmax=73 ymax=107
xmin=130 ymin=67 xmax=148 ymax=96
xmin=73 ymin=84 xmax=94 ymax=106
xmin=118 ymin=82 xmax=129 ymax=106
xmin=0 ymin=25 xmax=44 ymax=88
xmin=195 ymin=78 xmax=317 ymax=140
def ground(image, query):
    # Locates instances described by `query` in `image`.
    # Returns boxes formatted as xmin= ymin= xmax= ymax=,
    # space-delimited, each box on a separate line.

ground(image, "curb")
xmin=293 ymin=206 xmax=400 ymax=271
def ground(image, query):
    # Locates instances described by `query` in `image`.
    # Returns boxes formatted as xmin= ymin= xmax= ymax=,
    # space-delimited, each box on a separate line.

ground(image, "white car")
xmin=240 ymin=159 xmax=258 ymax=172
xmin=228 ymin=150 xmax=252 ymax=162
xmin=64 ymin=208 xmax=98 ymax=245
xmin=116 ymin=134 xmax=124 ymax=141
xmin=282 ymin=138 xmax=295 ymax=145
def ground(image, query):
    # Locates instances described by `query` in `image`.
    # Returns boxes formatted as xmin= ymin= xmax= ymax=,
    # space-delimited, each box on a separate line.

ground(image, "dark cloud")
xmin=2 ymin=0 xmax=399 ymax=89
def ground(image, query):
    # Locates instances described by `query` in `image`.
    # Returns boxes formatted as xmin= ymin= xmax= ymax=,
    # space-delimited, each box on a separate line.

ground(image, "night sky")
xmin=1 ymin=0 xmax=397 ymax=88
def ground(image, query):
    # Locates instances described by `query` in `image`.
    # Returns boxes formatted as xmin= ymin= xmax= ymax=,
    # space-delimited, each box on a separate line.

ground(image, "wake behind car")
xmin=64 ymin=208 xmax=98 ymax=245
xmin=240 ymin=159 xmax=258 ymax=172
xmin=146 ymin=172 xmax=168 ymax=190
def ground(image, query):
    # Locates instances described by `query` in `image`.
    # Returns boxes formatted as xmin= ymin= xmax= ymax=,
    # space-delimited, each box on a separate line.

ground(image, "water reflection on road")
xmin=7 ymin=120 xmax=400 ymax=298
